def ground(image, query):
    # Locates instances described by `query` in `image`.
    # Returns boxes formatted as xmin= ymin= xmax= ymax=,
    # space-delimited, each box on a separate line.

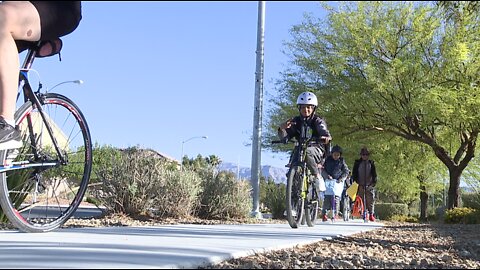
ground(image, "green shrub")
xmin=374 ymin=203 xmax=408 ymax=221
xmin=461 ymin=192 xmax=480 ymax=210
xmin=92 ymin=147 xmax=162 ymax=215
xmin=444 ymin=207 xmax=479 ymax=224
xmin=198 ymin=171 xmax=251 ymax=220
xmin=389 ymin=214 xmax=419 ymax=223
xmin=261 ymin=180 xmax=286 ymax=219
xmin=153 ymin=168 xmax=202 ymax=218
xmin=92 ymin=147 xmax=197 ymax=217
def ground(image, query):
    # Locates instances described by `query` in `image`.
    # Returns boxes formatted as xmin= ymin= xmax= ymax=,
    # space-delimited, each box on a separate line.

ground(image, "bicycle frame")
xmin=0 ymin=43 xmax=66 ymax=173
xmin=287 ymin=122 xmax=315 ymax=199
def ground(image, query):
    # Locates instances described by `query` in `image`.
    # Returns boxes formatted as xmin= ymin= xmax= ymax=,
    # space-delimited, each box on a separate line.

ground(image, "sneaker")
xmin=369 ymin=213 xmax=376 ymax=222
xmin=0 ymin=119 xmax=21 ymax=150
xmin=322 ymin=214 xmax=328 ymax=222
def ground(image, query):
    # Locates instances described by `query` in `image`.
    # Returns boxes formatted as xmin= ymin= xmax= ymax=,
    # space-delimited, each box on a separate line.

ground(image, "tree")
xmin=266 ymin=1 xmax=480 ymax=209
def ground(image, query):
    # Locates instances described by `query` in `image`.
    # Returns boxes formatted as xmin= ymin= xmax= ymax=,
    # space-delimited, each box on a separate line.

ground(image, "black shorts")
xmin=30 ymin=1 xmax=82 ymax=40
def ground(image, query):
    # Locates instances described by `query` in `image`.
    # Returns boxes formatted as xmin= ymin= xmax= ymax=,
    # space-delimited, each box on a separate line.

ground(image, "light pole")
xmin=181 ymin=135 xmax=208 ymax=170
xmin=50 ymin=80 xmax=84 ymax=91
xmin=251 ymin=1 xmax=265 ymax=219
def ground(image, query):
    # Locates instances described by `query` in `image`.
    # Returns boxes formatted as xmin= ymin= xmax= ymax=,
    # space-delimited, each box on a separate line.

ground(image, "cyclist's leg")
xmin=322 ymin=195 xmax=332 ymax=220
xmin=366 ymin=186 xmax=376 ymax=219
xmin=0 ymin=2 xmax=40 ymax=120
xmin=306 ymin=146 xmax=325 ymax=193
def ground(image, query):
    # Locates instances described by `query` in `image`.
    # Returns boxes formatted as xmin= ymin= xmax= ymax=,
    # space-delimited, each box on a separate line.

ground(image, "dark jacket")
xmin=278 ymin=115 xmax=331 ymax=145
xmin=323 ymin=156 xmax=350 ymax=182
xmin=352 ymin=158 xmax=377 ymax=187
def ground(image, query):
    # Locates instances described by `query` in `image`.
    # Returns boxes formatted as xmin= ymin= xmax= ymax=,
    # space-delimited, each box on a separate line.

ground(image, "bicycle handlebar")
xmin=271 ymin=136 xmax=330 ymax=145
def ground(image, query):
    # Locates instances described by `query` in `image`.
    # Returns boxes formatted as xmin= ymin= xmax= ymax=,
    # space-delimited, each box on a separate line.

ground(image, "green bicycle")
xmin=273 ymin=123 xmax=328 ymax=228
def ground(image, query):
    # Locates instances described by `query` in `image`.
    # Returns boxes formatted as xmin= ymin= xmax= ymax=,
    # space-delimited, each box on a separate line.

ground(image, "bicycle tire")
xmin=285 ymin=165 xmax=304 ymax=229
xmin=304 ymin=179 xmax=318 ymax=227
xmin=342 ymin=195 xmax=350 ymax=221
xmin=305 ymin=199 xmax=318 ymax=227
xmin=0 ymin=93 xmax=92 ymax=233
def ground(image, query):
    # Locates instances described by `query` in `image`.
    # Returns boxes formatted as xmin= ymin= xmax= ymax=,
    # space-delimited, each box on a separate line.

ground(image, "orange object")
xmin=352 ymin=197 xmax=364 ymax=218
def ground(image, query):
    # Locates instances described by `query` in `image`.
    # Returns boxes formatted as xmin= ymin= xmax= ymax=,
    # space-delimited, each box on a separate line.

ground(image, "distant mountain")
xmin=217 ymin=162 xmax=288 ymax=184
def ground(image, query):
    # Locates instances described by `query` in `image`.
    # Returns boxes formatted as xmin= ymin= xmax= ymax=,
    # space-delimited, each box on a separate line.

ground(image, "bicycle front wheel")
xmin=305 ymin=183 xmax=318 ymax=227
xmin=285 ymin=165 xmax=305 ymax=229
xmin=0 ymin=93 xmax=92 ymax=233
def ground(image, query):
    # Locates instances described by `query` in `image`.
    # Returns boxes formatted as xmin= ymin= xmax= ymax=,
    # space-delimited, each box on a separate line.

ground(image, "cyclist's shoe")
xmin=0 ymin=119 xmax=21 ymax=151
xmin=369 ymin=213 xmax=376 ymax=222
xmin=322 ymin=214 xmax=328 ymax=222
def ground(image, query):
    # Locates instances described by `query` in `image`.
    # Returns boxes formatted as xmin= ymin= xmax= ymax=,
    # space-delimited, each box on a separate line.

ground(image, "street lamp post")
xmin=181 ymin=135 xmax=208 ymax=170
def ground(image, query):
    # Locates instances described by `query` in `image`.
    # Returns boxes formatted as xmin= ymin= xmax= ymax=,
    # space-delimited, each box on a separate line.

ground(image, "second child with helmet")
xmin=277 ymin=91 xmax=332 ymax=200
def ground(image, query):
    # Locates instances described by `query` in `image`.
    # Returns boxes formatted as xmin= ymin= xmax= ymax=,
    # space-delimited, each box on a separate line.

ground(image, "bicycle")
xmin=339 ymin=176 xmax=354 ymax=222
xmin=0 ymin=38 xmax=92 ymax=233
xmin=351 ymin=185 xmax=370 ymax=222
xmin=273 ymin=122 xmax=328 ymax=229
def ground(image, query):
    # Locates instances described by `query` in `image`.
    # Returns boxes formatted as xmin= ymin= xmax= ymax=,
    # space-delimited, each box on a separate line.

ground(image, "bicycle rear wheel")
xmin=342 ymin=194 xmax=350 ymax=221
xmin=285 ymin=165 xmax=305 ymax=229
xmin=0 ymin=93 xmax=92 ymax=232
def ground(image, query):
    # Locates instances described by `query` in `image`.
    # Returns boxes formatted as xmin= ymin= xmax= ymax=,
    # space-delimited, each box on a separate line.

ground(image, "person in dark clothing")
xmin=0 ymin=1 xmax=81 ymax=150
xmin=352 ymin=147 xmax=377 ymax=222
xmin=320 ymin=145 xmax=350 ymax=221
xmin=278 ymin=91 xmax=332 ymax=199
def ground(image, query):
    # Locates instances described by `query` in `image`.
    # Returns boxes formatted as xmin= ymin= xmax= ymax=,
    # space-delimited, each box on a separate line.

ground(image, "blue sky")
xmin=23 ymin=1 xmax=327 ymax=168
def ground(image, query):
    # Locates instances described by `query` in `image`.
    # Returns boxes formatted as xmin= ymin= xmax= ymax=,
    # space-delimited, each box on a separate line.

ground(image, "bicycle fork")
xmin=25 ymin=91 xmax=67 ymax=165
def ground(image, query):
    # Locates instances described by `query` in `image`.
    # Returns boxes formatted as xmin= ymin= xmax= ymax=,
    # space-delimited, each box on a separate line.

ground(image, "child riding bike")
xmin=277 ymin=91 xmax=332 ymax=200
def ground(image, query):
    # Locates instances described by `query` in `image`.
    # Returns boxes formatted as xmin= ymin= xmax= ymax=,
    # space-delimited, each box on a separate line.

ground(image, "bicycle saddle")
xmin=16 ymin=38 xmax=63 ymax=58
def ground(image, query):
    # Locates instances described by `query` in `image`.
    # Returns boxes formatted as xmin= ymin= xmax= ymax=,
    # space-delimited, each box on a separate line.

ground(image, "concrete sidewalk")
xmin=0 ymin=220 xmax=383 ymax=269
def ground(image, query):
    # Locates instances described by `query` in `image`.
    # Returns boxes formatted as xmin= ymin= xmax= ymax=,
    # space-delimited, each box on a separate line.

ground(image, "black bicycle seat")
xmin=16 ymin=38 xmax=63 ymax=58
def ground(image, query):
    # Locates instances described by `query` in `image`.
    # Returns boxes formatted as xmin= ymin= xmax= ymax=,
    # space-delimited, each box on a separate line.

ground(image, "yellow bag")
xmin=346 ymin=182 xmax=359 ymax=201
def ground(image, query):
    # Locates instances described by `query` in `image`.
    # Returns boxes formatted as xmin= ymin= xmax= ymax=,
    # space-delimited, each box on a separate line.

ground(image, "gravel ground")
xmin=201 ymin=221 xmax=480 ymax=269
xmin=1 ymin=214 xmax=479 ymax=269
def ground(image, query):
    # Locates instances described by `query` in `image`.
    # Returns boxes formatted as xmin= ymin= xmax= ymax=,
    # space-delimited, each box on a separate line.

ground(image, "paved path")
xmin=0 ymin=220 xmax=383 ymax=269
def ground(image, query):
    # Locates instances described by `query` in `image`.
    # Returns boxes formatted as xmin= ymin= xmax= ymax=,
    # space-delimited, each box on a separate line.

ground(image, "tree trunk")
xmin=419 ymin=184 xmax=428 ymax=221
xmin=447 ymin=167 xmax=462 ymax=209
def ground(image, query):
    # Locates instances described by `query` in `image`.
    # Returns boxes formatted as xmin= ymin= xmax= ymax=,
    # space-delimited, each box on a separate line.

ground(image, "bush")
xmin=462 ymin=192 xmax=480 ymax=210
xmin=198 ymin=171 xmax=251 ymax=220
xmin=153 ymin=169 xmax=202 ymax=218
xmin=389 ymin=214 xmax=419 ymax=223
xmin=374 ymin=203 xmax=408 ymax=221
xmin=92 ymin=146 xmax=201 ymax=218
xmin=444 ymin=207 xmax=480 ymax=224
xmin=92 ymin=147 xmax=164 ymax=215
xmin=261 ymin=179 xmax=286 ymax=219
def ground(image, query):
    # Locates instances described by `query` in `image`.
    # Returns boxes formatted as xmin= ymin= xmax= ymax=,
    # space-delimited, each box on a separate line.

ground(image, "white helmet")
xmin=296 ymin=91 xmax=318 ymax=107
